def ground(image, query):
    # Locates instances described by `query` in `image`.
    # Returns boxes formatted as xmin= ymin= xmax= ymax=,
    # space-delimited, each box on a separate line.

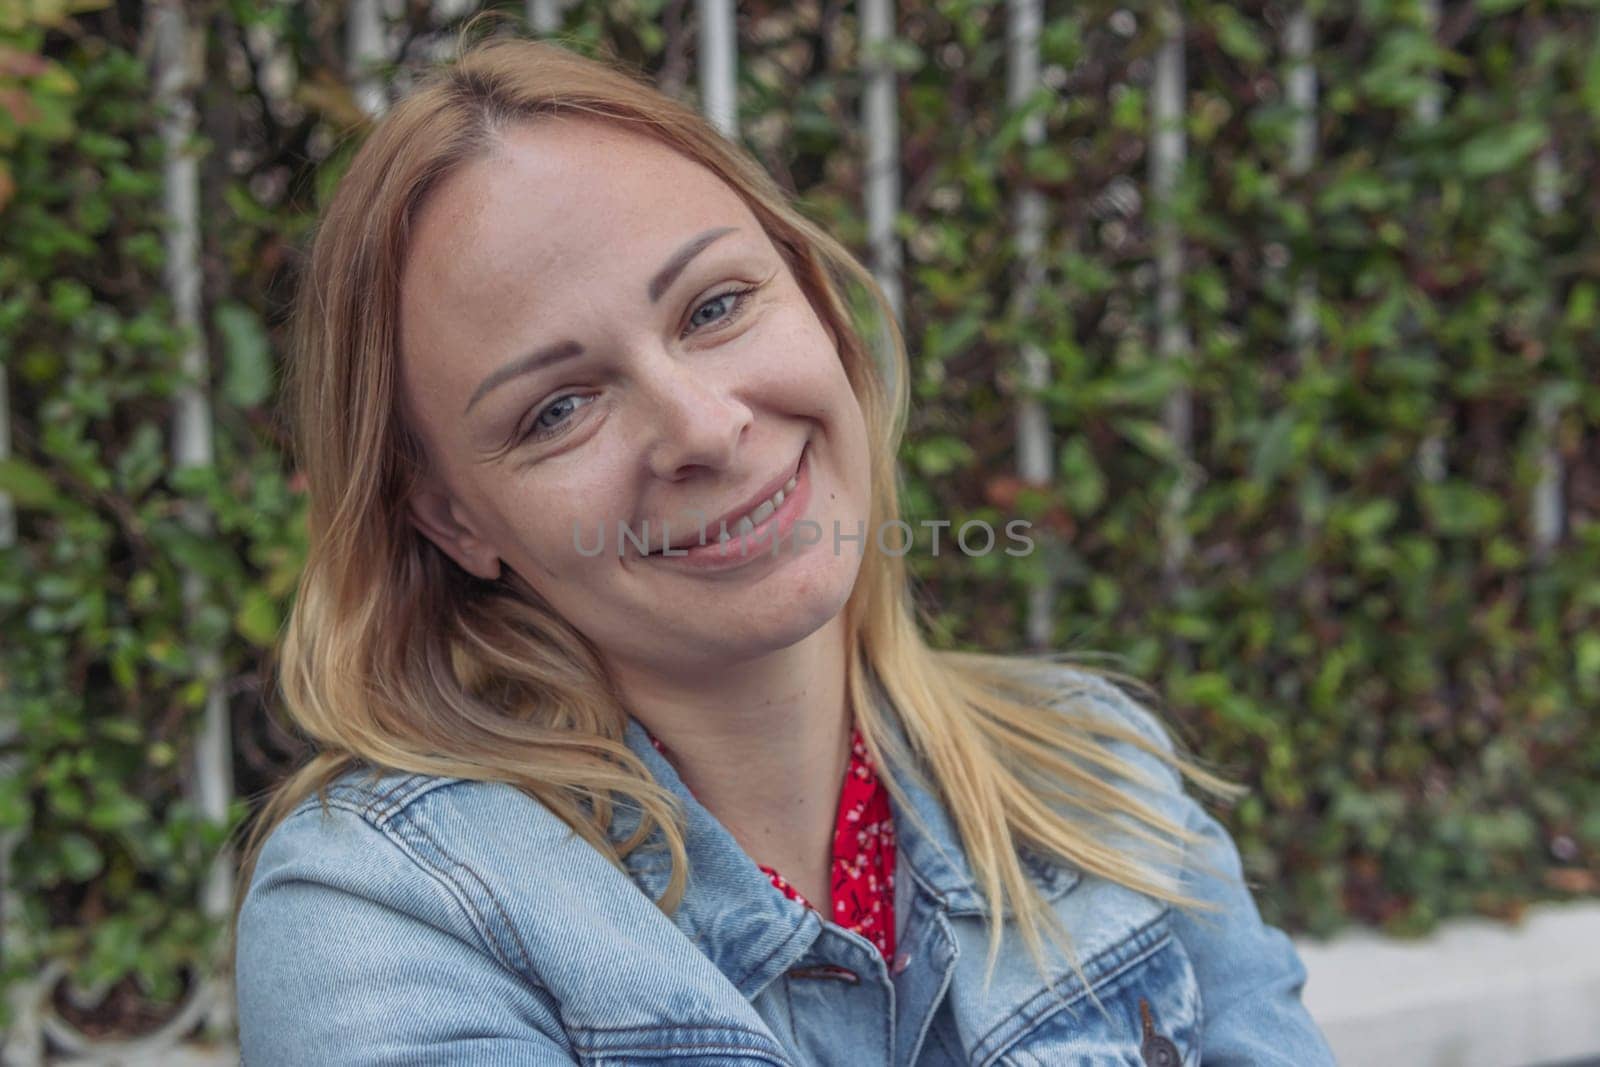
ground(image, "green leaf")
xmin=57 ymin=833 xmax=103 ymax=882
xmin=1576 ymin=633 xmax=1600 ymax=688
xmin=1175 ymin=671 xmax=1281 ymax=739
xmin=114 ymin=421 xmax=165 ymax=496
xmin=1419 ymin=481 xmax=1506 ymax=537
xmin=1584 ymin=39 xmax=1600 ymax=120
xmin=1111 ymin=418 xmax=1180 ymax=464
xmin=1318 ymin=171 xmax=1393 ymax=213
xmin=1458 ymin=121 xmax=1547 ymax=179
xmin=0 ymin=458 xmax=60 ymax=508
xmin=235 ymin=587 xmax=281 ymax=647
xmin=215 ymin=301 xmax=275 ymax=407
xmin=87 ymin=791 xmax=148 ymax=832
xmin=1249 ymin=412 xmax=1297 ymax=488
xmin=48 ymin=278 xmax=92 ymax=318
xmin=1342 ymin=499 xmax=1399 ymax=541
xmin=912 ymin=435 xmax=973 ymax=477
xmin=1058 ymin=436 xmax=1106 ymax=514
xmin=1209 ymin=5 xmax=1268 ymax=65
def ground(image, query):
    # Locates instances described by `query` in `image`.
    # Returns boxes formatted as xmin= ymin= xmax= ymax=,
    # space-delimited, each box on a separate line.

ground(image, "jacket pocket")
xmin=988 ymin=923 xmax=1202 ymax=1067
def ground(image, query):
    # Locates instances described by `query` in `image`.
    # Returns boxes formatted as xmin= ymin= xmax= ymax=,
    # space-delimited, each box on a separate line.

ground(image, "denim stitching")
xmin=568 ymin=1021 xmax=778 ymax=1038
xmin=372 ymin=775 xmax=430 ymax=823
xmin=981 ymin=930 xmax=1175 ymax=1067
xmin=271 ymin=797 xmax=555 ymax=998
xmin=1163 ymin=925 xmax=1205 ymax=1067
xmin=971 ymin=911 xmax=1171 ymax=1065
xmin=310 ymin=796 xmax=531 ymax=979
xmin=735 ymin=909 xmax=818 ymax=993
xmin=571 ymin=1039 xmax=787 ymax=1061
xmin=567 ymin=1021 xmax=788 ymax=1062
xmin=362 ymin=773 xmax=419 ymax=819
xmin=929 ymin=1015 xmax=963 ymax=1062
xmin=901 ymin=909 xmax=959 ymax=1067
xmin=381 ymin=775 xmax=462 ymax=823
xmin=394 ymin=807 xmax=537 ymax=977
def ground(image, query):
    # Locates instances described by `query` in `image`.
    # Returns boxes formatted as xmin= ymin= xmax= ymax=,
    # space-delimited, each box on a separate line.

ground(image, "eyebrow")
xmin=462 ymin=225 xmax=740 ymax=416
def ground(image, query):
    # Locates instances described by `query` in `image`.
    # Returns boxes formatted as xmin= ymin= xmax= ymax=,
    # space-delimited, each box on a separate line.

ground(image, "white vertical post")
xmin=1151 ymin=0 xmax=1192 ymax=591
xmin=0 ymin=360 xmax=19 ymax=1038
xmin=1415 ymin=0 xmax=1445 ymax=484
xmin=527 ymin=0 xmax=563 ymax=36
xmin=1530 ymin=149 xmax=1564 ymax=560
xmin=151 ymin=0 xmax=234 ymax=1036
xmin=1415 ymin=0 xmax=1443 ymax=128
xmin=0 ymin=364 xmax=12 ymax=548
xmin=696 ymin=0 xmax=737 ymax=139
xmin=1285 ymin=3 xmax=1317 ymax=365
xmin=862 ymin=0 xmax=903 ymax=328
xmin=862 ymin=0 xmax=902 ymax=401
xmin=1006 ymin=0 xmax=1054 ymax=650
xmin=349 ymin=0 xmax=387 ymax=119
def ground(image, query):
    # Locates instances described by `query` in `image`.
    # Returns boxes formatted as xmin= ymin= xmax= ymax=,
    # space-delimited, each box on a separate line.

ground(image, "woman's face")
xmin=397 ymin=117 xmax=873 ymax=683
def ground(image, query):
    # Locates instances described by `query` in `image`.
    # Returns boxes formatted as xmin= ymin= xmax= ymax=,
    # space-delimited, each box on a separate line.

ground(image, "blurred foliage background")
xmin=1 ymin=0 xmax=1597 ymax=1043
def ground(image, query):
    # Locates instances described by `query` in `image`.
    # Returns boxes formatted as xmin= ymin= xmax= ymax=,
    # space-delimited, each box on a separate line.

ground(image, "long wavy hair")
xmin=230 ymin=26 xmax=1242 ymax=993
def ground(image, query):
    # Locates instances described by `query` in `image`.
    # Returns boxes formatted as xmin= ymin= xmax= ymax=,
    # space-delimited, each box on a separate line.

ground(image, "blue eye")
xmin=521 ymin=393 xmax=593 ymax=443
xmin=683 ymin=284 xmax=759 ymax=336
xmin=518 ymin=283 xmax=761 ymax=448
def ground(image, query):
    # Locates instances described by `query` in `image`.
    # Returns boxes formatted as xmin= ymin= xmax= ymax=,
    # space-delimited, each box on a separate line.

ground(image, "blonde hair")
xmin=230 ymin=24 xmax=1243 ymax=995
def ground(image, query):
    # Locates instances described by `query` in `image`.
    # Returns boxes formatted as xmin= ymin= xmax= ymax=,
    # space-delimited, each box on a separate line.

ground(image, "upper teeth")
xmin=719 ymin=473 xmax=799 ymax=541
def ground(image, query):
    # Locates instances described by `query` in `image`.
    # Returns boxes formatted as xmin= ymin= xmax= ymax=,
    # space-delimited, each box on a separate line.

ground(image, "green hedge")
xmin=1 ymin=0 xmax=1596 ymax=1036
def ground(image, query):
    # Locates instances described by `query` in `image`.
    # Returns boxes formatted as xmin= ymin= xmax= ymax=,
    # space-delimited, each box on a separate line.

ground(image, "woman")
xmin=231 ymin=31 xmax=1335 ymax=1066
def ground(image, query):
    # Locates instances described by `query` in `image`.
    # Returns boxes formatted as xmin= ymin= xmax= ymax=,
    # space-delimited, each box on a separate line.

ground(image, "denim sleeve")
xmin=1168 ymin=793 xmax=1337 ymax=1065
xmin=1061 ymin=669 xmax=1337 ymax=1065
xmin=235 ymin=804 xmax=578 ymax=1066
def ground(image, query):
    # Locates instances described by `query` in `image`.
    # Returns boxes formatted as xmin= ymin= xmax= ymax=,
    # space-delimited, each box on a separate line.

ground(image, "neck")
xmin=608 ymin=613 xmax=853 ymax=909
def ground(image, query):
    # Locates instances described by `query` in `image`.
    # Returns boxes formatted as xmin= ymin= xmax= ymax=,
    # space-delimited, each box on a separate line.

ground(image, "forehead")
xmin=401 ymin=117 xmax=756 ymax=331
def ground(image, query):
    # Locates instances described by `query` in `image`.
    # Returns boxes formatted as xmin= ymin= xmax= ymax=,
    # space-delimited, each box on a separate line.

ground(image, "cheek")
xmin=748 ymin=311 xmax=852 ymax=413
xmin=490 ymin=474 xmax=630 ymax=585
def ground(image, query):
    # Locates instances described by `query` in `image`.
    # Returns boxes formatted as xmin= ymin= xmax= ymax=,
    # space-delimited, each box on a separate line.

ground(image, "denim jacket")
xmin=235 ymin=666 xmax=1335 ymax=1065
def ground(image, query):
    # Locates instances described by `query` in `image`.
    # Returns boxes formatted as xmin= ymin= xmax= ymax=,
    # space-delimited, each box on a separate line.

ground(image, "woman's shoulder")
xmin=233 ymin=760 xmax=789 ymax=1063
xmin=246 ymin=764 xmax=607 ymax=904
xmin=235 ymin=763 xmax=678 ymax=1046
xmin=238 ymin=764 xmax=644 ymax=976
xmin=234 ymin=764 xmax=639 ymax=1062
xmin=1001 ymin=658 xmax=1188 ymax=792
xmin=1032 ymin=662 xmax=1176 ymax=742
xmin=252 ymin=766 xmax=534 ymax=879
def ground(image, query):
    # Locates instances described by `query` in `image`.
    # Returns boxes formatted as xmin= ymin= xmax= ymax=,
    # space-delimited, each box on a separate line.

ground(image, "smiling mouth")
xmin=645 ymin=446 xmax=807 ymax=555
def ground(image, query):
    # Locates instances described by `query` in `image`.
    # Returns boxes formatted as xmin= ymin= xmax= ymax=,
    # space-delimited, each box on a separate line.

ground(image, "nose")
xmin=638 ymin=353 xmax=754 ymax=480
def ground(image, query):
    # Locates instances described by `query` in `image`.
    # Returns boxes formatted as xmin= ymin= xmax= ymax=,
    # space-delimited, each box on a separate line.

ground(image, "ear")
xmin=407 ymin=476 xmax=503 ymax=581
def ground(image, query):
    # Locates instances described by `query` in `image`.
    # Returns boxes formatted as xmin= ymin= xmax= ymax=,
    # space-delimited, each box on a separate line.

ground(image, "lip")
xmin=645 ymin=445 xmax=807 ymax=553
xmin=644 ymin=445 xmax=813 ymax=572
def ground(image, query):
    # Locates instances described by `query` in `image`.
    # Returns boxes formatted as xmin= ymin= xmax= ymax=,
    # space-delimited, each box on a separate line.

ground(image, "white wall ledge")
xmin=1295 ymin=900 xmax=1600 ymax=1067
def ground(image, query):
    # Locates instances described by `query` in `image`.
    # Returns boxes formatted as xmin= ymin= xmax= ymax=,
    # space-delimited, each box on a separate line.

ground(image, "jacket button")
xmin=1138 ymin=998 xmax=1180 ymax=1067
xmin=891 ymin=951 xmax=911 ymax=975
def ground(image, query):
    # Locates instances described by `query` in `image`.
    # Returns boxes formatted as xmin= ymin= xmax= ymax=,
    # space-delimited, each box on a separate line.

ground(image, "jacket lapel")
xmin=617 ymin=716 xmax=821 ymax=1001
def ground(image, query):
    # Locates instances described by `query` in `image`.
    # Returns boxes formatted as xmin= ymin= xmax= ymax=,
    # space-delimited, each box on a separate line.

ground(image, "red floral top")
xmin=647 ymin=724 xmax=897 ymax=962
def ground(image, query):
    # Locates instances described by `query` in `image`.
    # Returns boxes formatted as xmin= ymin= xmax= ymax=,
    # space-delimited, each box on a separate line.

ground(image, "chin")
xmin=721 ymin=556 xmax=860 ymax=657
xmin=782 ymin=557 xmax=861 ymax=635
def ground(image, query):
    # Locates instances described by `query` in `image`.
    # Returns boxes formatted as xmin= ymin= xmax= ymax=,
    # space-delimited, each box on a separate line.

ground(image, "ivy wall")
xmin=1 ymin=0 xmax=1596 ymax=1045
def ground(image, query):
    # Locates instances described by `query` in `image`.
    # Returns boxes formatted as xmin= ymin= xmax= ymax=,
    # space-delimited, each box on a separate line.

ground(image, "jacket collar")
xmin=611 ymin=665 xmax=1079 ymax=996
xmin=615 ymin=716 xmax=822 ymax=1000
xmin=861 ymin=667 xmax=1080 ymax=917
